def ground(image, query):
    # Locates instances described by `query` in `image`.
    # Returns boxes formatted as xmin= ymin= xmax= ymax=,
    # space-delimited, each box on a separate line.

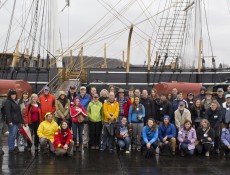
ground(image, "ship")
xmin=0 ymin=0 xmax=230 ymax=93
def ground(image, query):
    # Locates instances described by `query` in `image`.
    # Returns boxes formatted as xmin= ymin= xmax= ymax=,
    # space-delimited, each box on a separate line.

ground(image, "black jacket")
xmin=141 ymin=98 xmax=155 ymax=124
xmin=4 ymin=99 xmax=23 ymax=124
xmin=204 ymin=108 xmax=222 ymax=132
xmin=190 ymin=105 xmax=205 ymax=123
xmin=155 ymin=100 xmax=173 ymax=122
xmin=196 ymin=127 xmax=215 ymax=144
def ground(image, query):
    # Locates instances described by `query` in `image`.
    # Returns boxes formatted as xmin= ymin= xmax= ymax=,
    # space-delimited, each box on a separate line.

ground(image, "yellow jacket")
xmin=37 ymin=112 xmax=58 ymax=143
xmin=103 ymin=100 xmax=119 ymax=123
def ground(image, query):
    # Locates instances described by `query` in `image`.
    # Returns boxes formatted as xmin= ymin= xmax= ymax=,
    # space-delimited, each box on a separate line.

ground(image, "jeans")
xmin=118 ymin=137 xmax=131 ymax=151
xmin=101 ymin=123 xmax=115 ymax=149
xmin=39 ymin=138 xmax=54 ymax=152
xmin=195 ymin=143 xmax=212 ymax=154
xmin=27 ymin=121 xmax=40 ymax=148
xmin=180 ymin=143 xmax=194 ymax=155
xmin=0 ymin=121 xmax=3 ymax=150
xmin=89 ymin=121 xmax=102 ymax=147
xmin=132 ymin=123 xmax=144 ymax=149
xmin=8 ymin=124 xmax=20 ymax=150
xmin=72 ymin=122 xmax=84 ymax=144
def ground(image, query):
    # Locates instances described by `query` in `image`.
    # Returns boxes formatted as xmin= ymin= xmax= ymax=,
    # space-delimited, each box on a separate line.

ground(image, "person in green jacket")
xmin=87 ymin=94 xmax=103 ymax=149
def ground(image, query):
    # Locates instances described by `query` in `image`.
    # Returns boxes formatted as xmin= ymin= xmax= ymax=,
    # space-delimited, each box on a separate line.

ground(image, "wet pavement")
xmin=1 ymin=136 xmax=229 ymax=175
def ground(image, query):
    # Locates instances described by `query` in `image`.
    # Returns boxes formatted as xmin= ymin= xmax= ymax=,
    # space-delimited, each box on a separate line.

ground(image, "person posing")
xmin=214 ymin=88 xmax=225 ymax=106
xmin=19 ymin=90 xmax=30 ymax=118
xmin=195 ymin=119 xmax=215 ymax=157
xmin=37 ymin=112 xmax=58 ymax=154
xmin=190 ymin=99 xmax=205 ymax=129
xmin=24 ymin=94 xmax=42 ymax=152
xmin=101 ymin=92 xmax=119 ymax=151
xmin=53 ymin=120 xmax=74 ymax=157
xmin=222 ymin=94 xmax=230 ymax=124
xmin=155 ymin=93 xmax=173 ymax=123
xmin=174 ymin=101 xmax=191 ymax=129
xmin=201 ymin=91 xmax=213 ymax=110
xmin=142 ymin=118 xmax=158 ymax=151
xmin=70 ymin=97 xmax=87 ymax=152
xmin=128 ymin=88 xmax=134 ymax=103
xmin=128 ymin=96 xmax=145 ymax=151
xmin=39 ymin=86 xmax=56 ymax=119
xmin=5 ymin=90 xmax=24 ymax=154
xmin=158 ymin=115 xmax=176 ymax=155
xmin=204 ymin=100 xmax=222 ymax=154
xmin=0 ymin=99 xmax=5 ymax=155
xmin=117 ymin=88 xmax=131 ymax=124
xmin=99 ymin=89 xmax=109 ymax=104
xmin=186 ymin=92 xmax=194 ymax=109
xmin=67 ymin=85 xmax=77 ymax=106
xmin=177 ymin=120 xmax=197 ymax=156
xmin=221 ymin=122 xmax=230 ymax=158
xmin=87 ymin=94 xmax=103 ymax=149
xmin=90 ymin=87 xmax=97 ymax=100
xmin=196 ymin=87 xmax=206 ymax=101
xmin=77 ymin=86 xmax=91 ymax=148
xmin=171 ymin=88 xmax=178 ymax=100
xmin=172 ymin=92 xmax=188 ymax=113
xmin=115 ymin=117 xmax=132 ymax=154
xmin=141 ymin=89 xmax=155 ymax=125
xmin=55 ymin=91 xmax=70 ymax=125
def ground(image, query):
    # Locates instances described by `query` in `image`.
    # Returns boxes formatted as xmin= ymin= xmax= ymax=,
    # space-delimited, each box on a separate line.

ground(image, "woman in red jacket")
xmin=24 ymin=94 xmax=42 ymax=152
xmin=53 ymin=120 xmax=74 ymax=156
xmin=70 ymin=97 xmax=87 ymax=152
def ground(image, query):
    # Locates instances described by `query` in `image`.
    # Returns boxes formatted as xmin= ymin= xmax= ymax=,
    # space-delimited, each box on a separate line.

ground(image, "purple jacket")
xmin=221 ymin=128 xmax=230 ymax=146
xmin=177 ymin=127 xmax=197 ymax=150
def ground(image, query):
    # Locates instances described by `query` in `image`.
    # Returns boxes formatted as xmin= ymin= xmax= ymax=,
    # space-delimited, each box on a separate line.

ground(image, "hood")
xmin=44 ymin=112 xmax=54 ymax=121
xmin=73 ymin=97 xmax=83 ymax=107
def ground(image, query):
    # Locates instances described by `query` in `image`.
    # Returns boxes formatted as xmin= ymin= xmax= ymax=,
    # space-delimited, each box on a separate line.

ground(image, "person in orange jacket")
xmin=39 ymin=86 xmax=56 ymax=119
xmin=24 ymin=94 xmax=42 ymax=152
xmin=53 ymin=120 xmax=74 ymax=156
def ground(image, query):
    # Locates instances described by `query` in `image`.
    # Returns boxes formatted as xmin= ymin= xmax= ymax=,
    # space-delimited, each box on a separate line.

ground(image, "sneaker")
xmin=205 ymin=152 xmax=209 ymax=157
xmin=91 ymin=146 xmax=96 ymax=150
xmin=215 ymin=149 xmax=220 ymax=154
xmin=125 ymin=150 xmax=130 ymax=154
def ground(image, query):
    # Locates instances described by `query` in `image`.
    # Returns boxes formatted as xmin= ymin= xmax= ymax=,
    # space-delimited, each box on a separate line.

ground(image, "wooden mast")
xmin=104 ymin=43 xmax=107 ymax=68
xmin=198 ymin=38 xmax=202 ymax=72
xmin=122 ymin=50 xmax=125 ymax=68
xmin=147 ymin=39 xmax=151 ymax=71
xmin=126 ymin=24 xmax=134 ymax=73
xmin=80 ymin=43 xmax=84 ymax=70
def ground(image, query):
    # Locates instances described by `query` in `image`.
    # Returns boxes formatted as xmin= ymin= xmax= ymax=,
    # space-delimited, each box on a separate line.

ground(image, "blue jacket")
xmin=142 ymin=126 xmax=158 ymax=144
xmin=128 ymin=104 xmax=145 ymax=123
xmin=221 ymin=128 xmax=230 ymax=147
xmin=77 ymin=93 xmax=91 ymax=110
xmin=158 ymin=123 xmax=176 ymax=142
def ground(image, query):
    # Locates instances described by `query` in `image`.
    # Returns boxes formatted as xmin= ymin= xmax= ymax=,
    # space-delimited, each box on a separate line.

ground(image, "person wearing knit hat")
xmin=55 ymin=91 xmax=70 ymax=125
xmin=158 ymin=115 xmax=177 ymax=155
xmin=53 ymin=120 xmax=74 ymax=156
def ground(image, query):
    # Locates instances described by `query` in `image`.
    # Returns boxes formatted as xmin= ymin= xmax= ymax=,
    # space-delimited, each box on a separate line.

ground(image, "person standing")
xmin=90 ymin=87 xmax=97 ymax=100
xmin=37 ymin=112 xmax=58 ymax=154
xmin=128 ymin=88 xmax=134 ymax=103
xmin=77 ymin=86 xmax=91 ymax=148
xmin=5 ymin=90 xmax=24 ymax=154
xmin=19 ymin=90 xmax=30 ymax=118
xmin=67 ymin=85 xmax=77 ymax=106
xmin=202 ymin=91 xmax=213 ymax=110
xmin=177 ymin=120 xmax=197 ymax=156
xmin=174 ymin=101 xmax=191 ymax=129
xmin=215 ymin=88 xmax=225 ymax=105
xmin=0 ymin=99 xmax=5 ymax=155
xmin=55 ymin=91 xmax=70 ymax=125
xmin=101 ymin=92 xmax=119 ymax=151
xmin=186 ymin=92 xmax=194 ymax=109
xmin=39 ymin=86 xmax=56 ymax=119
xmin=190 ymin=99 xmax=205 ymax=129
xmin=172 ymin=92 xmax=188 ymax=113
xmin=204 ymin=100 xmax=222 ymax=154
xmin=222 ymin=94 xmax=230 ymax=124
xmin=196 ymin=87 xmax=207 ymax=101
xmin=128 ymin=96 xmax=145 ymax=151
xmin=23 ymin=94 xmax=42 ymax=152
xmin=99 ymin=89 xmax=109 ymax=104
xmin=87 ymin=94 xmax=103 ymax=149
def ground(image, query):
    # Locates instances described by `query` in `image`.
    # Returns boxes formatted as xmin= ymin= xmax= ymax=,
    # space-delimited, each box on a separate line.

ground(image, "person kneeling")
xmin=115 ymin=117 xmax=132 ymax=154
xmin=158 ymin=115 xmax=176 ymax=155
xmin=53 ymin=120 xmax=74 ymax=157
xmin=142 ymin=118 xmax=158 ymax=153
xmin=221 ymin=122 xmax=230 ymax=158
xmin=37 ymin=112 xmax=58 ymax=154
xmin=178 ymin=120 xmax=197 ymax=156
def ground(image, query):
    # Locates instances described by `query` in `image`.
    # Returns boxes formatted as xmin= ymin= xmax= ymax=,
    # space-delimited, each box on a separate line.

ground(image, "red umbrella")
xmin=20 ymin=126 xmax=33 ymax=144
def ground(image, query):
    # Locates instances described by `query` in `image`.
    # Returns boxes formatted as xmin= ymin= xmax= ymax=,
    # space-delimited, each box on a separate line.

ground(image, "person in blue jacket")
xmin=158 ymin=115 xmax=177 ymax=155
xmin=142 ymin=118 xmax=158 ymax=150
xmin=221 ymin=121 xmax=230 ymax=158
xmin=128 ymin=96 xmax=145 ymax=151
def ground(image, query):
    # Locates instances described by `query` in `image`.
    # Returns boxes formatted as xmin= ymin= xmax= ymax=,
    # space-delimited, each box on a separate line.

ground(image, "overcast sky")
xmin=0 ymin=0 xmax=230 ymax=67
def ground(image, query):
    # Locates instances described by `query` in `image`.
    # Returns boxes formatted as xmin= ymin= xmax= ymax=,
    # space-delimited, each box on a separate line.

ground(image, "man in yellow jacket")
xmin=37 ymin=112 xmax=58 ymax=153
xmin=101 ymin=92 xmax=119 ymax=151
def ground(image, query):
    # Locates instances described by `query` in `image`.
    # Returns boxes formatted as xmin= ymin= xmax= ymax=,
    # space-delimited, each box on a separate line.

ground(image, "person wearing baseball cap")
xmin=215 ymin=88 xmax=225 ymax=105
xmin=67 ymin=85 xmax=77 ymax=107
xmin=186 ymin=92 xmax=194 ymax=109
xmin=174 ymin=101 xmax=191 ymax=129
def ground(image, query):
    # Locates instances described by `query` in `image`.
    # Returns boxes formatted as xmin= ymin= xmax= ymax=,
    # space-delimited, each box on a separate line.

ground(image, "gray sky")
xmin=1 ymin=0 xmax=230 ymax=67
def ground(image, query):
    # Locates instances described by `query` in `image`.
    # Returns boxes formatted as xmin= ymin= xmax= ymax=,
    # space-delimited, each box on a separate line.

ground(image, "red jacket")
xmin=24 ymin=103 xmax=42 ymax=124
xmin=70 ymin=97 xmax=87 ymax=123
xmin=53 ymin=128 xmax=73 ymax=150
xmin=39 ymin=93 xmax=56 ymax=119
xmin=117 ymin=97 xmax=132 ymax=118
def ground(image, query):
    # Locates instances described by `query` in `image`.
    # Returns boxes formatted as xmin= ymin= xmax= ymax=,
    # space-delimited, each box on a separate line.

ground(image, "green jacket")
xmin=87 ymin=101 xmax=103 ymax=122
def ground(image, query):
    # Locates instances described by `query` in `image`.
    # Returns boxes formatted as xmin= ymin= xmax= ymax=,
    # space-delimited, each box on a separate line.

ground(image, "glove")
xmin=183 ymin=140 xmax=191 ymax=144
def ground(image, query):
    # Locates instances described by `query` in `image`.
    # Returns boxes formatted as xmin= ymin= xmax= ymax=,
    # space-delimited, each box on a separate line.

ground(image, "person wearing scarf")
xmin=53 ymin=120 xmax=74 ymax=156
xmin=70 ymin=97 xmax=87 ymax=152
xmin=178 ymin=120 xmax=197 ymax=156
xmin=55 ymin=91 xmax=70 ymax=125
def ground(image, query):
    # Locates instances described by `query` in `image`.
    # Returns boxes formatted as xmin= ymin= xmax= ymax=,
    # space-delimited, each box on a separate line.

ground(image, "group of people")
xmin=1 ymin=84 xmax=230 ymax=158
